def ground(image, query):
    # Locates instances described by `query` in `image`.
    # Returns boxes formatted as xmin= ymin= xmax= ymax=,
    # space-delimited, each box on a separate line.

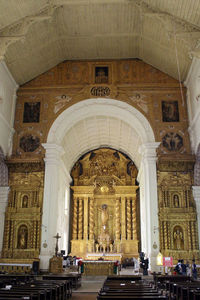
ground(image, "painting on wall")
xmin=95 ymin=66 xmax=109 ymax=83
xmin=23 ymin=102 xmax=40 ymax=123
xmin=162 ymin=101 xmax=179 ymax=122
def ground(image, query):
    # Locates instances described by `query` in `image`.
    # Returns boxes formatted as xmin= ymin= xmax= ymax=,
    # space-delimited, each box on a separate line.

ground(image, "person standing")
xmin=192 ymin=259 xmax=197 ymax=279
xmin=181 ymin=260 xmax=187 ymax=275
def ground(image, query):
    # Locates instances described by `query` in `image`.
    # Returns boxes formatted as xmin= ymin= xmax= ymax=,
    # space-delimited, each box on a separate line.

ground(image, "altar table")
xmin=82 ymin=260 xmax=115 ymax=276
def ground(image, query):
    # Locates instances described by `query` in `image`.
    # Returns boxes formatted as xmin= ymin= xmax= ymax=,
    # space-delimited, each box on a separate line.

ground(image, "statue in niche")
xmin=22 ymin=195 xmax=28 ymax=208
xmin=173 ymin=194 xmax=180 ymax=208
xmin=173 ymin=227 xmax=184 ymax=250
xmin=98 ymin=204 xmax=111 ymax=251
xmin=95 ymin=67 xmax=108 ymax=83
xmin=100 ymin=204 xmax=109 ymax=230
xmin=17 ymin=225 xmax=28 ymax=249
xmin=162 ymin=101 xmax=179 ymax=122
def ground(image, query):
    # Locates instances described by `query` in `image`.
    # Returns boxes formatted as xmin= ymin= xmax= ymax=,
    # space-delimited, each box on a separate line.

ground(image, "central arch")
xmin=40 ymin=98 xmax=160 ymax=271
xmin=47 ymin=98 xmax=155 ymax=169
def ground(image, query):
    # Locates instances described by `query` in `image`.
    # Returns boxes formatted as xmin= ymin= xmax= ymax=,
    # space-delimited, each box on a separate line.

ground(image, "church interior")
xmin=0 ymin=1 xmax=200 ymax=299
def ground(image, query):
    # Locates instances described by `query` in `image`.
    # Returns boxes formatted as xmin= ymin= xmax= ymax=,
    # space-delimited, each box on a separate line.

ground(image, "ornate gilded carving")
xmin=1 ymin=162 xmax=44 ymax=264
xmin=90 ymin=86 xmax=110 ymax=97
xmin=158 ymin=161 xmax=200 ymax=262
xmin=70 ymin=148 xmax=139 ymax=259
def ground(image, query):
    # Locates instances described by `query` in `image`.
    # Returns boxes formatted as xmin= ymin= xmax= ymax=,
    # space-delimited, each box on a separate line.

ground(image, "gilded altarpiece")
xmin=158 ymin=160 xmax=200 ymax=262
xmin=70 ymin=148 xmax=139 ymax=260
xmin=0 ymin=161 xmax=44 ymax=265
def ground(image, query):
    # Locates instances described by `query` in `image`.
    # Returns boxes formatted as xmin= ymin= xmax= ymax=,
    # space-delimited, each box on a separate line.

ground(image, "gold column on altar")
xmin=72 ymin=197 xmax=78 ymax=240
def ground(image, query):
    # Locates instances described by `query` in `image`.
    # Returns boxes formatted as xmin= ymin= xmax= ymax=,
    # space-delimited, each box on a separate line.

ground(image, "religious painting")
xmin=19 ymin=135 xmax=40 ymax=152
xmin=95 ymin=66 xmax=108 ymax=83
xmin=17 ymin=225 xmax=28 ymax=249
xmin=23 ymin=102 xmax=40 ymax=123
xmin=162 ymin=132 xmax=183 ymax=151
xmin=162 ymin=101 xmax=179 ymax=122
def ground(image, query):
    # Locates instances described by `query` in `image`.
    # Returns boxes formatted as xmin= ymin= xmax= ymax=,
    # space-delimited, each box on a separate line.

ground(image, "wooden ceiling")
xmin=0 ymin=0 xmax=200 ymax=84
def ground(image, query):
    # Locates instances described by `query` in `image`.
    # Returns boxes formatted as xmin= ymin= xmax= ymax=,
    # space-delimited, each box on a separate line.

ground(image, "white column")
xmin=57 ymin=166 xmax=71 ymax=255
xmin=139 ymin=142 xmax=160 ymax=272
xmin=0 ymin=186 xmax=9 ymax=256
xmin=192 ymin=186 xmax=200 ymax=249
xmin=64 ymin=181 xmax=71 ymax=254
xmin=40 ymin=143 xmax=65 ymax=271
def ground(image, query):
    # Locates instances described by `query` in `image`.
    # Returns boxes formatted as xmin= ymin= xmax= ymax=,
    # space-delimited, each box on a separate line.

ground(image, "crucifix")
xmin=53 ymin=233 xmax=61 ymax=257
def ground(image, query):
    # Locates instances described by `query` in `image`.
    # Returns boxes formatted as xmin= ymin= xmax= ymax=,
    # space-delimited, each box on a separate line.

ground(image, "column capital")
xmin=42 ymin=143 xmax=65 ymax=156
xmin=42 ymin=143 xmax=65 ymax=165
xmin=139 ymin=142 xmax=160 ymax=159
xmin=192 ymin=186 xmax=200 ymax=199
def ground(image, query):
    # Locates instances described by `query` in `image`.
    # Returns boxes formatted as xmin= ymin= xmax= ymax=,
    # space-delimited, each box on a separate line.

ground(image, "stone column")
xmin=40 ymin=143 xmax=65 ymax=271
xmin=139 ymin=142 xmax=160 ymax=272
xmin=0 ymin=186 xmax=9 ymax=256
xmin=192 ymin=186 xmax=200 ymax=249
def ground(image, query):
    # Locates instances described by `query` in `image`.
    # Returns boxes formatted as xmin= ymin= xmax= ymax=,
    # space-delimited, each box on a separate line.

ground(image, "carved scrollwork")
xmin=90 ymin=86 xmax=110 ymax=97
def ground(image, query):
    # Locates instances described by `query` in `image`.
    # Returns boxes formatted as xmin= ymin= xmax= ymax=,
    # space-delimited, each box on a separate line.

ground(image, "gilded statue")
xmin=17 ymin=225 xmax=28 ymax=249
xmin=98 ymin=204 xmax=111 ymax=250
xmin=174 ymin=228 xmax=184 ymax=250
xmin=173 ymin=194 xmax=179 ymax=208
xmin=22 ymin=195 xmax=28 ymax=208
xmin=101 ymin=204 xmax=109 ymax=229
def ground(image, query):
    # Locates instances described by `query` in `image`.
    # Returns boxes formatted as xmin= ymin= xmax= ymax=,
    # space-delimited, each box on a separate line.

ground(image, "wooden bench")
xmin=97 ymin=276 xmax=168 ymax=300
xmin=43 ymin=273 xmax=81 ymax=289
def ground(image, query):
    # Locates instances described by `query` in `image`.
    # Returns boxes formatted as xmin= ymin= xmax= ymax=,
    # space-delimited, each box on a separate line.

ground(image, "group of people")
xmin=174 ymin=259 xmax=197 ymax=279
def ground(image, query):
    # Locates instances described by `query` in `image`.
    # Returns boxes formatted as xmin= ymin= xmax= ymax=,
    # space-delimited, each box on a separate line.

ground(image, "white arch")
xmin=47 ymin=98 xmax=155 ymax=169
xmin=41 ymin=98 xmax=160 ymax=272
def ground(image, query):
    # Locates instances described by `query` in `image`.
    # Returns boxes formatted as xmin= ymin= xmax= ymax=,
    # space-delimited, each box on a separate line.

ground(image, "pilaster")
xmin=192 ymin=186 xmax=200 ymax=249
xmin=139 ymin=142 xmax=160 ymax=271
xmin=0 ymin=186 xmax=9 ymax=255
xmin=40 ymin=143 xmax=65 ymax=270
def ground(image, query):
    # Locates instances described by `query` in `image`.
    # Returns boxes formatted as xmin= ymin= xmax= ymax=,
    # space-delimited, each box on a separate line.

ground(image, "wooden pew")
xmin=97 ymin=276 xmax=168 ymax=300
xmin=43 ymin=273 xmax=81 ymax=289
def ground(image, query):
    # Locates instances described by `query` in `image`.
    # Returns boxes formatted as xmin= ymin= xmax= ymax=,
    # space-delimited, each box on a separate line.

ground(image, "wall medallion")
xmin=20 ymin=135 xmax=40 ymax=152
